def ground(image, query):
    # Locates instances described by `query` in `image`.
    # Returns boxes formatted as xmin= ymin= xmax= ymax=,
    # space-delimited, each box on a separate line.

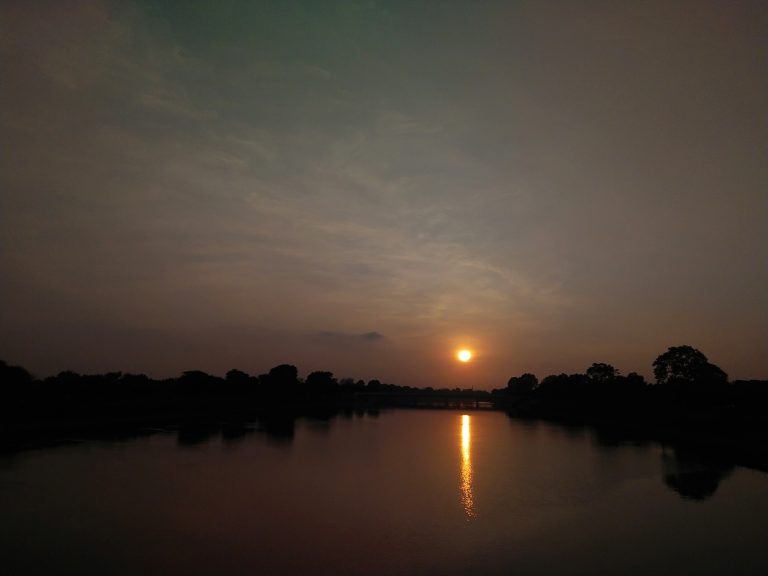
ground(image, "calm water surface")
xmin=2 ymin=410 xmax=768 ymax=575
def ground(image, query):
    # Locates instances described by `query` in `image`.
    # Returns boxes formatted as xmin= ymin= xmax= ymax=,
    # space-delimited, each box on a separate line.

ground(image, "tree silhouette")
xmin=506 ymin=373 xmax=538 ymax=395
xmin=586 ymin=363 xmax=619 ymax=384
xmin=226 ymin=369 xmax=250 ymax=384
xmin=652 ymin=345 xmax=728 ymax=406
xmin=624 ymin=372 xmax=646 ymax=388
xmin=0 ymin=360 xmax=33 ymax=386
xmin=652 ymin=346 xmax=727 ymax=387
xmin=306 ymin=371 xmax=338 ymax=394
xmin=537 ymin=373 xmax=588 ymax=405
xmin=266 ymin=364 xmax=299 ymax=387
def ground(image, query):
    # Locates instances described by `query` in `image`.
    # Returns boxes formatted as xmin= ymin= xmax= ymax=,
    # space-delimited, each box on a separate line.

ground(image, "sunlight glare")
xmin=457 ymin=349 xmax=472 ymax=363
xmin=460 ymin=414 xmax=475 ymax=518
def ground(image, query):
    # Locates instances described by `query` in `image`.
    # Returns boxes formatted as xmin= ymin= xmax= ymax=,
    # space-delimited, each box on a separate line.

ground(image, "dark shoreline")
xmin=3 ymin=356 xmax=767 ymax=477
xmin=4 ymin=396 xmax=768 ymax=484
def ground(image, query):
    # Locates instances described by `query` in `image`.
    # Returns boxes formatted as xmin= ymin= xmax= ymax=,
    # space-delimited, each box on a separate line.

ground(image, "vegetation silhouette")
xmin=1 ymin=345 xmax=767 ymax=500
xmin=492 ymin=345 xmax=768 ymax=498
xmin=0 ymin=359 xmax=485 ymax=453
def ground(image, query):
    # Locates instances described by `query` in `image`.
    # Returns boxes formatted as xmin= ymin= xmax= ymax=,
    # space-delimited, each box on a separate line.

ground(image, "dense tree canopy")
xmin=507 ymin=373 xmax=538 ymax=395
xmin=652 ymin=346 xmax=727 ymax=387
xmin=586 ymin=363 xmax=619 ymax=384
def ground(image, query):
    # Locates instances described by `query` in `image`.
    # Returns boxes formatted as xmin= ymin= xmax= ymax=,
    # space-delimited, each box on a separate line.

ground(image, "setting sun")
xmin=457 ymin=349 xmax=472 ymax=363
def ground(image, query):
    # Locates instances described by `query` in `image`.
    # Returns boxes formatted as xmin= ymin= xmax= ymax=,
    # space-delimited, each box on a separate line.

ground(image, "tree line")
xmin=2 ymin=344 xmax=767 ymax=454
xmin=492 ymin=345 xmax=768 ymax=473
xmin=493 ymin=345 xmax=767 ymax=417
xmin=0 ymin=357 xmax=489 ymax=451
xmin=0 ymin=360 xmax=484 ymax=410
xmin=0 ymin=358 xmax=486 ymax=444
xmin=2 ymin=344 xmax=766 ymax=419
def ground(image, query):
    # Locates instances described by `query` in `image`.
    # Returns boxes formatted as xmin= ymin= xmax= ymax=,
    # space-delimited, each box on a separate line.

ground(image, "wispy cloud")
xmin=314 ymin=331 xmax=384 ymax=343
xmin=1 ymin=1 xmax=766 ymax=383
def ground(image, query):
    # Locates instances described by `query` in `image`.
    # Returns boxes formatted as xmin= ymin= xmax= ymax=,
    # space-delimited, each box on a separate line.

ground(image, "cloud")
xmin=2 ymin=0 xmax=766 ymax=384
xmin=359 ymin=331 xmax=384 ymax=341
xmin=314 ymin=331 xmax=384 ymax=344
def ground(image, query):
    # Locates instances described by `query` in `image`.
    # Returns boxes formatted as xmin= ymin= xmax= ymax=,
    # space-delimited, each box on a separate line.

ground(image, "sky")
xmin=1 ymin=0 xmax=766 ymax=388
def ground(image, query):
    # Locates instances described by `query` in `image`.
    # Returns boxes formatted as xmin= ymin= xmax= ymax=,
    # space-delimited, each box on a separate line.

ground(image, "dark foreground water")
xmin=2 ymin=410 xmax=768 ymax=576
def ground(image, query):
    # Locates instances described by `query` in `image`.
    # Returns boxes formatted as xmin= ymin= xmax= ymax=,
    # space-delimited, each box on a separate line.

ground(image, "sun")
xmin=457 ymin=349 xmax=473 ymax=363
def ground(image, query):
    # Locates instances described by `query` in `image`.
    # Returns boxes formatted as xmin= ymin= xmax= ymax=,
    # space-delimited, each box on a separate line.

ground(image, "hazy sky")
xmin=2 ymin=1 xmax=766 ymax=387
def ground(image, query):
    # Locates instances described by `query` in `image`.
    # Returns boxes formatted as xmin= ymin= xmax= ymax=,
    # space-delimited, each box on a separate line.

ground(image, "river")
xmin=2 ymin=410 xmax=767 ymax=575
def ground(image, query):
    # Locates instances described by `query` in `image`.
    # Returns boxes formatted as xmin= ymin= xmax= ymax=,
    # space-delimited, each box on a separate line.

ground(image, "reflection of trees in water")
xmin=221 ymin=423 xmax=257 ymax=444
xmin=257 ymin=415 xmax=297 ymax=443
xmin=172 ymin=409 xmax=383 ymax=447
xmin=176 ymin=423 xmax=220 ymax=447
xmin=174 ymin=415 xmax=298 ymax=447
xmin=661 ymin=447 xmax=734 ymax=501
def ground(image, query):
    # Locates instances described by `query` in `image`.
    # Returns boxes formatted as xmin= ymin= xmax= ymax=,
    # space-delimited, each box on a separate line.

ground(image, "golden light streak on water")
xmin=460 ymin=414 xmax=475 ymax=518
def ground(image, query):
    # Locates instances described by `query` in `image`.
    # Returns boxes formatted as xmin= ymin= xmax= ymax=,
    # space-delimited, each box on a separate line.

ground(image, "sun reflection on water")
xmin=460 ymin=414 xmax=475 ymax=518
